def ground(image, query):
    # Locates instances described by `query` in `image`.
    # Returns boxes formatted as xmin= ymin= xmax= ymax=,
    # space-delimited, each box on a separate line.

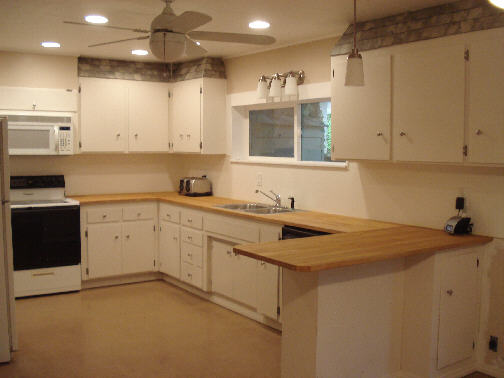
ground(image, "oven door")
xmin=8 ymin=124 xmax=57 ymax=155
xmin=11 ymin=205 xmax=81 ymax=270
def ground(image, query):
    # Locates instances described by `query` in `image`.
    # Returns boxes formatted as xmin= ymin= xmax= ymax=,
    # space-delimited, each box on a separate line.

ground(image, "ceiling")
xmin=0 ymin=0 xmax=453 ymax=62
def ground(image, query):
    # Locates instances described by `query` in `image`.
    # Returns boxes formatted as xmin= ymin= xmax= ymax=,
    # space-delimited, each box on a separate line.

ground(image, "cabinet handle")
xmin=116 ymin=133 xmax=121 ymax=138
xmin=137 ymin=212 xmax=141 ymax=217
xmin=134 ymin=133 xmax=138 ymax=138
xmin=376 ymin=131 xmax=383 ymax=136
xmin=399 ymin=131 xmax=407 ymax=136
xmin=173 ymin=236 xmax=178 ymax=241
xmin=166 ymin=214 xmax=171 ymax=218
xmin=114 ymin=235 xmax=119 ymax=239
xmin=187 ymin=273 xmax=192 ymax=278
xmin=446 ymin=289 xmax=454 ymax=296
xmin=187 ymin=218 xmax=192 ymax=223
xmin=32 ymin=271 xmax=54 ymax=277
xmin=102 ymin=214 xmax=107 ymax=218
xmin=187 ymin=134 xmax=191 ymax=140
xmin=475 ymin=129 xmax=483 ymax=135
xmin=126 ymin=235 xmax=130 ymax=239
xmin=187 ymin=235 xmax=192 ymax=241
xmin=188 ymin=252 xmax=192 ymax=257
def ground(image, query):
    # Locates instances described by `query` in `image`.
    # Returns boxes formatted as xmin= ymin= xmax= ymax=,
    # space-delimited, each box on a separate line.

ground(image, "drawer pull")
xmin=446 ymin=289 xmax=454 ymax=296
xmin=188 ymin=253 xmax=192 ymax=257
xmin=114 ymin=235 xmax=119 ymax=239
xmin=227 ymin=250 xmax=232 ymax=255
xmin=126 ymin=235 xmax=130 ymax=239
xmin=173 ymin=236 xmax=178 ymax=241
xmin=102 ymin=214 xmax=107 ymax=218
xmin=187 ymin=273 xmax=192 ymax=278
xmin=166 ymin=214 xmax=171 ymax=218
xmin=32 ymin=272 xmax=55 ymax=277
xmin=137 ymin=212 xmax=141 ymax=217
xmin=187 ymin=218 xmax=193 ymax=223
xmin=260 ymin=261 xmax=266 ymax=266
xmin=187 ymin=235 xmax=193 ymax=241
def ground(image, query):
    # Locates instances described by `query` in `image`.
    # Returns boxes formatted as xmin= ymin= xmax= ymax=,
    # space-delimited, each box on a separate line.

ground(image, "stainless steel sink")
xmin=216 ymin=203 xmax=269 ymax=210
xmin=243 ymin=207 xmax=295 ymax=214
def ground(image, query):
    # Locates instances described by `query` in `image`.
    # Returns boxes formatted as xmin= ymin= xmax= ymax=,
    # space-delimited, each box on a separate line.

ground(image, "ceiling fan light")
xmin=85 ymin=15 xmax=109 ymax=24
xmin=489 ymin=0 xmax=504 ymax=9
xmin=345 ymin=53 xmax=364 ymax=86
xmin=249 ymin=20 xmax=270 ymax=29
xmin=132 ymin=49 xmax=149 ymax=56
xmin=149 ymin=32 xmax=186 ymax=62
xmin=41 ymin=41 xmax=60 ymax=48
xmin=195 ymin=41 xmax=201 ymax=46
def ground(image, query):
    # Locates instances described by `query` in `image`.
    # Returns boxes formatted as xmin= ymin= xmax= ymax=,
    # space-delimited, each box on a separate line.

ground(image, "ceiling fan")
xmin=64 ymin=0 xmax=276 ymax=62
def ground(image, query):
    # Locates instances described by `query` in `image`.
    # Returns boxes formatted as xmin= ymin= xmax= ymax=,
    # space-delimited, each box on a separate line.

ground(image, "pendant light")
xmin=345 ymin=0 xmax=364 ymax=86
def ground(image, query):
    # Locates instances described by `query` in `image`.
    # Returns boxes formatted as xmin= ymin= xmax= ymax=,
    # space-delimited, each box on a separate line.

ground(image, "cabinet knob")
xmin=32 ymin=103 xmax=36 ymax=110
xmin=166 ymin=214 xmax=171 ymax=218
xmin=102 ymin=214 xmax=107 ymax=218
xmin=187 ymin=273 xmax=192 ymax=278
xmin=187 ymin=235 xmax=192 ymax=241
xmin=446 ymin=289 xmax=454 ymax=296
xmin=376 ymin=131 xmax=383 ymax=136
xmin=187 ymin=134 xmax=191 ymax=140
xmin=116 ymin=133 xmax=121 ymax=138
xmin=137 ymin=212 xmax=141 ymax=217
xmin=188 ymin=252 xmax=192 ymax=257
xmin=260 ymin=261 xmax=266 ymax=266
xmin=126 ymin=235 xmax=130 ymax=239
xmin=134 ymin=133 xmax=138 ymax=138
xmin=187 ymin=218 xmax=192 ymax=223
xmin=114 ymin=235 xmax=119 ymax=239
xmin=227 ymin=250 xmax=232 ymax=255
xmin=475 ymin=129 xmax=483 ymax=135
xmin=173 ymin=236 xmax=178 ymax=241
xmin=399 ymin=131 xmax=407 ymax=137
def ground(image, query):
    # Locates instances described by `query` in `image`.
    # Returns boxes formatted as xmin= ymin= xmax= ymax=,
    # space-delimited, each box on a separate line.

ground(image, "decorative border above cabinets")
xmin=78 ymin=57 xmax=226 ymax=83
xmin=332 ymin=0 xmax=504 ymax=56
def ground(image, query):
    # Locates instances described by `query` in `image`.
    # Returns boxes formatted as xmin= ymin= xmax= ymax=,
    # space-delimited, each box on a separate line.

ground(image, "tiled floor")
xmin=0 ymin=281 xmax=281 ymax=378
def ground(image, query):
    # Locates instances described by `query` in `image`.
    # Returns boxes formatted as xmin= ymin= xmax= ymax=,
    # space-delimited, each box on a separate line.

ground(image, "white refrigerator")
xmin=0 ymin=117 xmax=16 ymax=362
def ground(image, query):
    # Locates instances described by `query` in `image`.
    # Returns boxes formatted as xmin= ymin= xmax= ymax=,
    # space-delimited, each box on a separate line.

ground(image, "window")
xmin=248 ymin=101 xmax=332 ymax=162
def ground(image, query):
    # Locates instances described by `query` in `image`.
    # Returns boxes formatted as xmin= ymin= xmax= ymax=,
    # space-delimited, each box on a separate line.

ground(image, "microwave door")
xmin=8 ymin=125 xmax=57 ymax=155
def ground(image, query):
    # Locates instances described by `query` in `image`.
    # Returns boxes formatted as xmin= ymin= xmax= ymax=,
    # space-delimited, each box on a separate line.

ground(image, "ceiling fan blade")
xmin=89 ymin=36 xmax=149 ymax=48
xmin=64 ymin=21 xmax=150 ymax=34
xmin=185 ymin=38 xmax=208 ymax=58
xmin=187 ymin=31 xmax=275 ymax=45
xmin=164 ymin=11 xmax=212 ymax=33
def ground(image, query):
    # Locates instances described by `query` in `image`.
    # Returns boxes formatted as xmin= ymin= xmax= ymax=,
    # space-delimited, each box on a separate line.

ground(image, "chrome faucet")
xmin=255 ymin=189 xmax=282 ymax=208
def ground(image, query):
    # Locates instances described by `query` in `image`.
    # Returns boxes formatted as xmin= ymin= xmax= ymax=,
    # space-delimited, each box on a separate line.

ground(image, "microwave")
xmin=1 ymin=112 xmax=74 ymax=155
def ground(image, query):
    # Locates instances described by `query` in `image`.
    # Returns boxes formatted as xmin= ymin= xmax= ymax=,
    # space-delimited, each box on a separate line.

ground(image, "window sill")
xmin=230 ymin=158 xmax=348 ymax=169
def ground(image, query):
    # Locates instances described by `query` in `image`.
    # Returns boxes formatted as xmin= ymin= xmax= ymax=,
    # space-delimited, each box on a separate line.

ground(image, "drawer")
xmin=13 ymin=265 xmax=81 ymax=298
xmin=181 ymin=242 xmax=203 ymax=267
xmin=181 ymin=227 xmax=203 ymax=247
xmin=205 ymin=214 xmax=260 ymax=243
xmin=123 ymin=204 xmax=156 ymax=221
xmin=181 ymin=262 xmax=203 ymax=289
xmin=181 ymin=210 xmax=203 ymax=229
xmin=159 ymin=203 xmax=180 ymax=224
xmin=87 ymin=207 xmax=122 ymax=223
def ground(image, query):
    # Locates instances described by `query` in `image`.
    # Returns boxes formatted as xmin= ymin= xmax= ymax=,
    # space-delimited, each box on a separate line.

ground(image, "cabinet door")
xmin=80 ymin=77 xmax=128 ymax=152
xmin=159 ymin=221 xmax=180 ymax=278
xmin=256 ymin=261 xmax=278 ymax=319
xmin=128 ymin=81 xmax=169 ymax=152
xmin=210 ymin=239 xmax=233 ymax=298
xmin=87 ymin=223 xmax=122 ymax=278
xmin=170 ymin=79 xmax=201 ymax=153
xmin=393 ymin=43 xmax=465 ymax=163
xmin=0 ymin=87 xmax=77 ymax=112
xmin=122 ymin=220 xmax=156 ymax=274
xmin=331 ymin=53 xmax=391 ymax=160
xmin=467 ymin=37 xmax=504 ymax=164
xmin=233 ymin=253 xmax=257 ymax=308
xmin=437 ymin=252 xmax=479 ymax=369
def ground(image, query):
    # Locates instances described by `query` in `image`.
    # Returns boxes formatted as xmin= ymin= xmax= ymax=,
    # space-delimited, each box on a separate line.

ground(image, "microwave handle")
xmin=53 ymin=126 xmax=59 ymax=153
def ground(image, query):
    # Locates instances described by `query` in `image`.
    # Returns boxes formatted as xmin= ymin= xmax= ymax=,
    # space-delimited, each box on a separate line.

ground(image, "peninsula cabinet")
xmin=82 ymin=202 xmax=157 ymax=280
xmin=79 ymin=77 xmax=170 ymax=153
xmin=392 ymin=43 xmax=465 ymax=163
xmin=331 ymin=51 xmax=391 ymax=161
xmin=168 ymin=77 xmax=226 ymax=154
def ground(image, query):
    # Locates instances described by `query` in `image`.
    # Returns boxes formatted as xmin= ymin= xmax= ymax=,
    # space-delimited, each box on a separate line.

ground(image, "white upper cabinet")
xmin=466 ymin=36 xmax=504 ymax=164
xmin=128 ymin=81 xmax=169 ymax=152
xmin=0 ymin=86 xmax=78 ymax=112
xmin=331 ymin=52 xmax=391 ymax=160
xmin=169 ymin=78 xmax=226 ymax=154
xmin=393 ymin=43 xmax=466 ymax=163
xmin=170 ymin=79 xmax=201 ymax=153
xmin=80 ymin=77 xmax=128 ymax=152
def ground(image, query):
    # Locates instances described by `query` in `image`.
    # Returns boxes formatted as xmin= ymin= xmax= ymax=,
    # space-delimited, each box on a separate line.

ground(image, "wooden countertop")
xmin=70 ymin=192 xmax=399 ymax=234
xmin=71 ymin=192 xmax=493 ymax=271
xmin=234 ymin=226 xmax=493 ymax=272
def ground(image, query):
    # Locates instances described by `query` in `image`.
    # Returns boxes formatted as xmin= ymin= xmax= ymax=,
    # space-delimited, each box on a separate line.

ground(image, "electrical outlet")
xmin=489 ymin=336 xmax=498 ymax=352
xmin=256 ymin=172 xmax=262 ymax=187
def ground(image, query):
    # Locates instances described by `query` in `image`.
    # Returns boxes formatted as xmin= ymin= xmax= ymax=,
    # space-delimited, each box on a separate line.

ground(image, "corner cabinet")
xmin=168 ymin=78 xmax=226 ymax=154
xmin=79 ymin=77 xmax=169 ymax=153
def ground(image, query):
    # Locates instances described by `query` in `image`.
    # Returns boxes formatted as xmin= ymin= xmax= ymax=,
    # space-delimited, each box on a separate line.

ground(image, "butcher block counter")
xmin=71 ymin=192 xmax=492 ymax=272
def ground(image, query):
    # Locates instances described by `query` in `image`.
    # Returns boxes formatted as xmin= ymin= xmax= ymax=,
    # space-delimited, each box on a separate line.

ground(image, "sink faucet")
xmin=255 ymin=189 xmax=282 ymax=208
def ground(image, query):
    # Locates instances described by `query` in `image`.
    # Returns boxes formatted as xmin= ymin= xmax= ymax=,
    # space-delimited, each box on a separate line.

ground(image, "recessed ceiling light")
xmin=41 ymin=41 xmax=61 ymax=48
xmin=131 ymin=49 xmax=149 ymax=56
xmin=196 ymin=41 xmax=201 ymax=46
xmin=85 ymin=15 xmax=109 ymax=24
xmin=249 ymin=20 xmax=270 ymax=29
xmin=489 ymin=0 xmax=504 ymax=8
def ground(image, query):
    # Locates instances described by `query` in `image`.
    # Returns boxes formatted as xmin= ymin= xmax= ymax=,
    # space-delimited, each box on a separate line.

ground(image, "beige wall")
xmin=0 ymin=51 xmax=78 ymax=89
xmin=224 ymin=37 xmax=338 ymax=94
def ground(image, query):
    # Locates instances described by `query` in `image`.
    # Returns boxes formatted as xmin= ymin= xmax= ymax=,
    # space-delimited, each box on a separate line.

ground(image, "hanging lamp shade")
xmin=345 ymin=0 xmax=364 ymax=86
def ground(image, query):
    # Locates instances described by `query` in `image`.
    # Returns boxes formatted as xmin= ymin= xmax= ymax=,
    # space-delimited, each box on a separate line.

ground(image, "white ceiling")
xmin=0 ymin=0 xmax=453 ymax=62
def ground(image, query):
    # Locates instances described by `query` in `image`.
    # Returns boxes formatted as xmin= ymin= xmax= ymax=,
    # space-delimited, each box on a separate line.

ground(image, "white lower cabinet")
xmin=83 ymin=202 xmax=157 ymax=279
xmin=122 ymin=220 xmax=156 ymax=275
xmin=87 ymin=223 xmax=122 ymax=279
xmin=159 ymin=220 xmax=180 ymax=278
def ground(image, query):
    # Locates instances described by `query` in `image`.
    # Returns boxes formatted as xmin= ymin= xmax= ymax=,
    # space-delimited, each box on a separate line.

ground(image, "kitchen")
xmin=0 ymin=0 xmax=503 ymax=377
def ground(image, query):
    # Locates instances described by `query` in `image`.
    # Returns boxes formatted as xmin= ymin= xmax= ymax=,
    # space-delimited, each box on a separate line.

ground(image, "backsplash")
xmin=78 ymin=56 xmax=226 ymax=83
